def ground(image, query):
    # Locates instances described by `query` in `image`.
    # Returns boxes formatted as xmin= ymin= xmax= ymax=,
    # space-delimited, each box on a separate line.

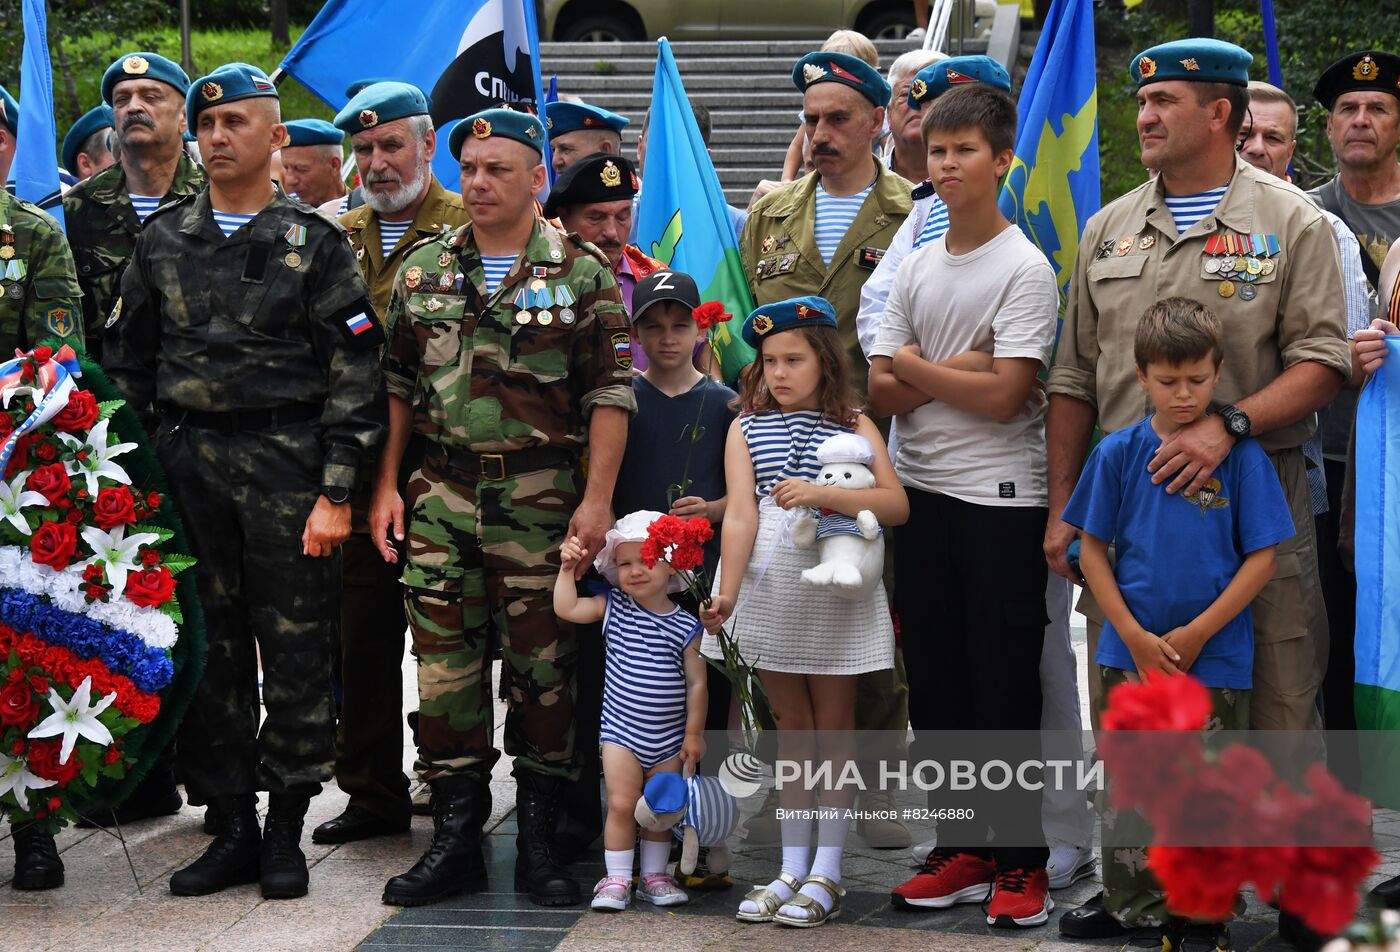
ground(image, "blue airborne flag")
xmin=13 ymin=0 xmax=64 ymax=224
xmin=634 ymin=39 xmax=755 ymax=383
xmin=280 ymin=0 xmax=546 ymax=189
xmin=998 ymin=0 xmax=1099 ymax=301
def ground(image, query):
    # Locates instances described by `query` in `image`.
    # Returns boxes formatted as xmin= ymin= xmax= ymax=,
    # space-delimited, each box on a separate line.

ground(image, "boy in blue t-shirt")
xmin=1061 ymin=296 xmax=1294 ymax=936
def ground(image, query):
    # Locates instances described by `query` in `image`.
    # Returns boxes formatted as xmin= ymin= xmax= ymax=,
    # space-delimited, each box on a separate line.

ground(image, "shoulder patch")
xmin=105 ymin=297 xmax=123 ymax=328
xmin=45 ymin=305 xmax=77 ymax=338
xmin=610 ymin=331 xmax=632 ymax=370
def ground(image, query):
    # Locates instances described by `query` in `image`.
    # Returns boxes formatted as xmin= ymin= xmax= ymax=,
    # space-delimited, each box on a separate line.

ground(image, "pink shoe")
xmin=591 ymin=875 xmax=631 ymax=912
xmin=637 ymin=873 xmax=688 ymax=907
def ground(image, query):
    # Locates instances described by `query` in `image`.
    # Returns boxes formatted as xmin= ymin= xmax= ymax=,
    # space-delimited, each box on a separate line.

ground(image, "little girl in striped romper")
xmin=553 ymin=510 xmax=708 ymax=912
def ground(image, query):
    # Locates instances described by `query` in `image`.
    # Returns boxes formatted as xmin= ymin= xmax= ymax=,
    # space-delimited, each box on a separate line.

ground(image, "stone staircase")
xmin=539 ymin=38 xmax=994 ymax=207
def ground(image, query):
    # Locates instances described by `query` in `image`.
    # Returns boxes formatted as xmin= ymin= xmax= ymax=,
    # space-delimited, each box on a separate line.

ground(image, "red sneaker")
xmin=986 ymin=866 xmax=1053 ymax=927
xmin=890 ymin=849 xmax=995 ymax=910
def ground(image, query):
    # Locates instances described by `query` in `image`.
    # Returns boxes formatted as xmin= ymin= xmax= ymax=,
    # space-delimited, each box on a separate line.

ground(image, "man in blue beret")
xmin=105 ymin=61 xmax=386 ymax=903
xmin=65 ymin=52 xmax=204 ymax=364
xmin=278 ymin=119 xmax=346 ymax=210
xmin=61 ymin=106 xmax=115 ymax=181
xmin=309 ymin=82 xmax=468 ymax=853
xmin=544 ymin=100 xmax=629 ymax=177
xmin=1048 ymin=38 xmax=1350 ymax=942
xmin=741 ymin=49 xmax=911 ymax=399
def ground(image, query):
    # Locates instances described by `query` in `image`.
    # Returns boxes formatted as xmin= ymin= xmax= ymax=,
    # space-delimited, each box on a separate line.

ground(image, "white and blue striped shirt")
xmin=599 ymin=589 xmax=701 ymax=769
xmin=814 ymin=182 xmax=872 ymax=265
xmin=129 ymin=193 xmax=162 ymax=224
xmin=912 ymin=195 xmax=951 ymax=250
xmin=480 ymin=255 xmax=516 ymax=296
xmin=378 ymin=220 xmax=411 ymax=257
xmin=1164 ymin=186 xmax=1228 ymax=235
xmin=211 ymin=210 xmax=255 ymax=238
xmin=742 ymin=410 xmax=852 ymax=496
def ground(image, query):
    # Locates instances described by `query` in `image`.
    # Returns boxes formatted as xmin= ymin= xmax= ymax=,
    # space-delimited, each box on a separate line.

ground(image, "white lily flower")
xmin=0 ymin=755 xmax=56 ymax=812
xmin=79 ymin=523 xmax=160 ymax=596
xmin=0 ymin=472 xmax=49 ymax=533
xmin=28 ymin=676 xmax=116 ymax=765
xmin=56 ymin=418 xmax=138 ymax=496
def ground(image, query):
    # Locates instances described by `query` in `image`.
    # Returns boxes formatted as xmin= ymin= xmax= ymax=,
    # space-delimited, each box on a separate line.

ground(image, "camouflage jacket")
xmin=104 ymin=187 xmax=387 ymax=494
xmin=0 ymin=190 xmax=83 ymax=354
xmin=383 ymin=217 xmax=635 ymax=453
xmin=62 ymin=153 xmax=205 ymax=358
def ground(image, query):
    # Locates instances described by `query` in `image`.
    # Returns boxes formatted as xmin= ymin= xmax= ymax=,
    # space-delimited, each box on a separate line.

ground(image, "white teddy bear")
xmin=790 ymin=432 xmax=884 ymax=599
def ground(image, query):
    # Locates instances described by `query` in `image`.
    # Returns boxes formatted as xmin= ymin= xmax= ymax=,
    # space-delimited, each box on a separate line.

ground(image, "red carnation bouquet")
xmin=1099 ymin=672 xmax=1377 ymax=937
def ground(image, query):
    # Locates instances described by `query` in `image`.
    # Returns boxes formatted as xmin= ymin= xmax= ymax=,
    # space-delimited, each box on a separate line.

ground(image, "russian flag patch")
xmin=251 ymin=75 xmax=275 ymax=92
xmin=345 ymin=312 xmax=373 ymax=336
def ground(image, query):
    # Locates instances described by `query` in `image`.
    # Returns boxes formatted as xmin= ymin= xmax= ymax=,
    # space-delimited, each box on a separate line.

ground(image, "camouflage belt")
xmin=429 ymin=442 xmax=576 ymax=481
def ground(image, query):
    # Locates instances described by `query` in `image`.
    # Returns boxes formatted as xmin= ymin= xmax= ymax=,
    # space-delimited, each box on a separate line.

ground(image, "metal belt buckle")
xmin=480 ymin=453 xmax=507 ymax=481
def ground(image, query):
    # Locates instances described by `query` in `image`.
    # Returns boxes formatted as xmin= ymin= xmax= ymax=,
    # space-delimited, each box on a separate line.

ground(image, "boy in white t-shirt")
xmin=868 ymin=84 xmax=1059 ymax=928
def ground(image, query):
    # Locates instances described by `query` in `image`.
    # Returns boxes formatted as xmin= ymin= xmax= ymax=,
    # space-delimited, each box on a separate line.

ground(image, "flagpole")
xmin=1259 ymin=0 xmax=1282 ymax=87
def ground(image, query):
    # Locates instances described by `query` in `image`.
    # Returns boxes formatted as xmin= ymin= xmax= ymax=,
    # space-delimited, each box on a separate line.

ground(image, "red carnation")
xmin=11 ymin=739 xmax=24 ymax=756
xmin=1101 ymin=671 xmax=1212 ymax=732
xmin=92 ymin=486 xmax=137 ymax=529
xmin=25 ymin=463 xmax=71 ymax=506
xmin=104 ymin=746 xmax=121 ymax=765
xmin=691 ymin=301 xmax=732 ymax=332
xmin=27 ymin=738 xmax=80 ymax=786
xmin=28 ymin=521 xmax=78 ymax=570
xmin=47 ymin=797 xmax=61 ymax=812
xmin=28 ymin=674 xmax=48 ymax=695
xmin=0 ymin=413 xmax=14 ymax=438
xmin=32 ymin=346 xmax=52 ymax=364
xmin=51 ymin=389 xmax=99 ymax=433
xmin=0 ymin=680 xmax=39 ymax=726
xmin=124 ymin=566 xmax=176 ymax=608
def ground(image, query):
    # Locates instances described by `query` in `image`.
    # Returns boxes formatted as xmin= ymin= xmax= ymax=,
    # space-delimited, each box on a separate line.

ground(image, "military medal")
xmin=1218 ymin=280 xmax=1236 ymax=298
xmin=1238 ymin=283 xmax=1257 ymax=301
xmin=0 ymin=247 xmax=13 ymax=261
xmin=356 ymin=246 xmax=365 ymax=262
xmin=405 ymin=266 xmax=423 ymax=290
xmin=556 ymin=286 xmax=576 ymax=325
xmin=284 ymin=251 xmax=302 ymax=268
xmin=425 ymin=297 xmax=444 ymax=312
xmin=439 ymin=251 xmax=454 ymax=268
xmin=438 ymin=272 xmax=454 ymax=291
xmin=537 ymin=309 xmax=553 ymax=325
xmin=515 ymin=309 xmax=532 ymax=324
xmin=4 ymin=260 xmax=26 ymax=282
xmin=536 ymin=285 xmax=555 ymax=309
xmin=1260 ymin=259 xmax=1275 ymax=276
xmin=7 ymin=284 xmax=21 ymax=299
xmin=283 ymin=224 xmax=306 ymax=267
xmin=559 ymin=309 xmax=575 ymax=324
xmin=1116 ymin=236 xmax=1134 ymax=256
xmin=1246 ymin=256 xmax=1262 ymax=275
xmin=1204 ymin=257 xmax=1221 ymax=274
xmin=1138 ymin=235 xmax=1155 ymax=250
xmin=762 ymin=235 xmax=776 ymax=253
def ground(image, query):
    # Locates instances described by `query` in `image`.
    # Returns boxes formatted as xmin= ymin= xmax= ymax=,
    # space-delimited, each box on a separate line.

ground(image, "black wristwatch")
xmin=1215 ymin=404 xmax=1252 ymax=439
xmin=322 ymin=484 xmax=352 ymax=505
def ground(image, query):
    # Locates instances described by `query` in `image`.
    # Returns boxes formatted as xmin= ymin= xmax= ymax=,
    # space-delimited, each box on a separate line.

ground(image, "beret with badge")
xmin=281 ymin=118 xmax=344 ymax=149
xmin=0 ymin=85 xmax=18 ymax=135
xmin=792 ymin=50 xmax=892 ymax=108
xmin=741 ymin=295 xmax=838 ymax=348
xmin=1314 ymin=50 xmax=1400 ymax=110
xmin=542 ymin=151 xmax=639 ymax=218
xmin=62 ymin=105 xmax=115 ymax=175
xmin=544 ymin=101 xmax=630 ymax=136
xmin=186 ymin=62 xmax=279 ymax=128
xmin=101 ymin=52 xmax=191 ymax=105
xmin=333 ymin=81 xmax=429 ymax=135
xmin=448 ymin=107 xmax=546 ymax=158
xmin=908 ymin=54 xmax=1011 ymax=109
xmin=1130 ymin=37 xmax=1252 ymax=88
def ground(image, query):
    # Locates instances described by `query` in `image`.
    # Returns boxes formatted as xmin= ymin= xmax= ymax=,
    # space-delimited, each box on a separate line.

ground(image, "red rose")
xmin=124 ymin=566 xmax=176 ymax=608
xmin=25 ymin=463 xmax=71 ymax=506
xmin=28 ymin=521 xmax=78 ymax=570
xmin=0 ymin=680 xmax=38 ymax=726
xmin=3 ymin=436 xmax=32 ymax=480
xmin=141 ymin=550 xmax=161 ymax=567
xmin=84 ymin=585 xmax=106 ymax=601
xmin=27 ymin=738 xmax=80 ymax=786
xmin=47 ymin=797 xmax=61 ymax=812
xmin=34 ymin=442 xmax=57 ymax=462
xmin=51 ymin=389 xmax=99 ymax=433
xmin=10 ymin=739 xmax=24 ymax=755
xmin=0 ymin=413 xmax=14 ymax=438
xmin=28 ymin=674 xmax=48 ymax=694
xmin=145 ymin=491 xmax=161 ymax=510
xmin=92 ymin=486 xmax=137 ymax=529
xmin=103 ymin=746 xmax=121 ymax=765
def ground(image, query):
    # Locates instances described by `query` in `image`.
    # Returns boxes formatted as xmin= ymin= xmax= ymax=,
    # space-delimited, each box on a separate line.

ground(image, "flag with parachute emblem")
xmin=997 ymin=0 xmax=1099 ymax=303
xmin=634 ymin=39 xmax=755 ymax=384
xmin=279 ymin=0 xmax=546 ymax=189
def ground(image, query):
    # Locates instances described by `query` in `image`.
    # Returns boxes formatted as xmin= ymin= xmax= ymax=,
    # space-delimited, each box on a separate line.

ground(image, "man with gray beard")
xmin=309 ymin=82 xmax=472 ymax=847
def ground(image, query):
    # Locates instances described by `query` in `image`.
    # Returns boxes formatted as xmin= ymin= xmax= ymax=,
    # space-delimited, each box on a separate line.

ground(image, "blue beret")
xmin=281 ymin=118 xmax=343 ymax=149
xmin=742 ymin=295 xmax=838 ymax=348
xmin=449 ymin=108 xmax=546 ymax=158
xmin=333 ymin=81 xmax=429 ymax=135
xmin=62 ymin=105 xmax=115 ymax=174
xmin=544 ymin=101 xmax=629 ymax=137
xmin=0 ymin=86 xmax=17 ymax=135
xmin=101 ymin=52 xmax=190 ymax=105
xmin=1131 ymin=38 xmax=1251 ymax=88
xmin=792 ymin=51 xmax=891 ymax=108
xmin=1314 ymin=51 xmax=1400 ymax=109
xmin=186 ymin=63 xmax=279 ymax=128
xmin=908 ymin=55 xmax=1011 ymax=109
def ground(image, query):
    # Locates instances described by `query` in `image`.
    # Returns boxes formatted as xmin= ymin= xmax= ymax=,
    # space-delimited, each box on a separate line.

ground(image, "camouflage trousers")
xmin=403 ymin=443 xmax=580 ymax=783
xmin=157 ymin=419 xmax=338 ymax=801
xmin=1098 ymin=665 xmax=1251 ymax=927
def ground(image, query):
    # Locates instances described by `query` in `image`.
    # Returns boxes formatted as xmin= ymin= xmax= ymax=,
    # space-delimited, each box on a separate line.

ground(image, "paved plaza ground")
xmin=6 ymin=623 xmax=1400 ymax=952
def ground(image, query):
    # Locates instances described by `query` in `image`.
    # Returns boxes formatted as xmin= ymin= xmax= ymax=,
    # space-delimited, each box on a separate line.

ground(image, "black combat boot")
xmin=382 ymin=775 xmax=489 ymax=907
xmin=260 ymin=793 xmax=310 ymax=899
xmin=169 ymin=794 xmax=260 ymax=896
xmin=11 ymin=821 xmax=64 ymax=890
xmin=514 ymin=770 xmax=580 ymax=906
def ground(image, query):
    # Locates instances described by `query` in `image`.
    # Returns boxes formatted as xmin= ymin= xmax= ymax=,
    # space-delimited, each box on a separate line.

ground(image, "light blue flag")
xmin=1354 ymin=337 xmax=1400 ymax=806
xmin=280 ymin=0 xmax=545 ymax=190
xmin=13 ymin=0 xmax=64 ymax=225
xmin=634 ymin=39 xmax=755 ymax=383
xmin=997 ymin=0 xmax=1099 ymax=303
